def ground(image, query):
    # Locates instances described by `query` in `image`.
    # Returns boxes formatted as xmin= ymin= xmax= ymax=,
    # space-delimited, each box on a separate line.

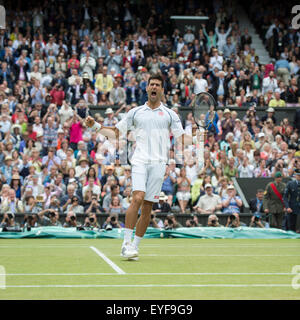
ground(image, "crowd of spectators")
xmin=0 ymin=0 xmax=299 ymax=232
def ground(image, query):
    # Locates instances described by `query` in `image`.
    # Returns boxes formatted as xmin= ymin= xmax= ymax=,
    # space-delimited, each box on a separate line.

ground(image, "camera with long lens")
xmin=190 ymin=219 xmax=196 ymax=226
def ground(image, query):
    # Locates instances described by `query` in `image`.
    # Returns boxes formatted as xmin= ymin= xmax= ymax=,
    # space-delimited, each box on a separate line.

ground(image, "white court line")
xmin=109 ymin=254 xmax=300 ymax=257
xmin=4 ymin=284 xmax=293 ymax=288
xmin=0 ymin=245 xmax=299 ymax=248
xmin=90 ymin=246 xmax=126 ymax=275
xmin=1 ymin=272 xmax=295 ymax=276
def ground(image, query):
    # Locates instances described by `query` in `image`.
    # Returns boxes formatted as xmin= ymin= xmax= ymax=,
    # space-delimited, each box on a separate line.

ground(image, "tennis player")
xmin=86 ymin=74 xmax=194 ymax=260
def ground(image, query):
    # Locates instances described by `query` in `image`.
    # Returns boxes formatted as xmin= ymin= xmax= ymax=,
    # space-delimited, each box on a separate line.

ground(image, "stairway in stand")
xmin=237 ymin=5 xmax=271 ymax=65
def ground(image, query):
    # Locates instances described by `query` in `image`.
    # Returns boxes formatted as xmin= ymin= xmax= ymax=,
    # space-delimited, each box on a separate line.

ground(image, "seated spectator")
xmin=82 ymin=177 xmax=101 ymax=205
xmin=161 ymin=165 xmax=176 ymax=206
xmin=238 ymin=156 xmax=255 ymax=177
xmin=108 ymin=196 xmax=124 ymax=215
xmin=222 ymin=185 xmax=243 ymax=214
xmin=0 ymin=189 xmax=24 ymax=214
xmin=193 ymin=183 xmax=222 ymax=214
xmin=152 ymin=192 xmax=171 ymax=213
xmin=102 ymin=185 xmax=123 ymax=213
xmin=65 ymin=195 xmax=84 ymax=214
xmin=176 ymin=167 xmax=191 ymax=213
xmin=268 ymin=88 xmax=286 ymax=107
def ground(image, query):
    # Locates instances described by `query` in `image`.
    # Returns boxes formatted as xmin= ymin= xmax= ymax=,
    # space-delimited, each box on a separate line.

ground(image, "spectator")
xmin=268 ymin=89 xmax=286 ymax=107
xmin=152 ymin=192 xmax=171 ymax=213
xmin=0 ymin=189 xmax=24 ymax=214
xmin=176 ymin=167 xmax=191 ymax=214
xmin=222 ymin=185 xmax=243 ymax=214
xmin=193 ymin=183 xmax=222 ymax=214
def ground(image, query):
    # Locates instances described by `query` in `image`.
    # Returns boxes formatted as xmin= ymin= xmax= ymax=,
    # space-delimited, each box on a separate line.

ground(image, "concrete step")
xmin=237 ymin=5 xmax=271 ymax=64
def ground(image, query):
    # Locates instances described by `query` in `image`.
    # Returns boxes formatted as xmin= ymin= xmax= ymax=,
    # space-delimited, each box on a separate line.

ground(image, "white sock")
xmin=132 ymin=235 xmax=142 ymax=250
xmin=123 ymin=228 xmax=133 ymax=245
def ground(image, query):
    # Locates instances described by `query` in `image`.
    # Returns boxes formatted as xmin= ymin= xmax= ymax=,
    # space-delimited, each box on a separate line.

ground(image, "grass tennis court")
xmin=0 ymin=238 xmax=299 ymax=300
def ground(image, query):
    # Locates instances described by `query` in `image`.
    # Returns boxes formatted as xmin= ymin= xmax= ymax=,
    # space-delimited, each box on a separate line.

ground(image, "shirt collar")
xmin=145 ymin=102 xmax=164 ymax=111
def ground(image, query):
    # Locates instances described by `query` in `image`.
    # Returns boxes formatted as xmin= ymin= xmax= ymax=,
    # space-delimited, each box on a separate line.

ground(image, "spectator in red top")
xmin=67 ymin=52 xmax=80 ymax=70
xmin=27 ymin=123 xmax=37 ymax=141
xmin=50 ymin=84 xmax=65 ymax=107
xmin=264 ymin=60 xmax=275 ymax=78
xmin=66 ymin=113 xmax=85 ymax=151
xmin=11 ymin=107 xmax=28 ymax=124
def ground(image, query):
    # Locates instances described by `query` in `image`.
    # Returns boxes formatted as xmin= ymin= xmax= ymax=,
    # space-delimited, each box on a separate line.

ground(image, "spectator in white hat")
xmin=103 ymin=108 xmax=118 ymax=127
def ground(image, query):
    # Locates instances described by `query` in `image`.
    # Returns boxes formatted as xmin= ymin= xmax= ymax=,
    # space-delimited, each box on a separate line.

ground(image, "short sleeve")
xmin=169 ymin=110 xmax=185 ymax=139
xmin=115 ymin=108 xmax=135 ymax=134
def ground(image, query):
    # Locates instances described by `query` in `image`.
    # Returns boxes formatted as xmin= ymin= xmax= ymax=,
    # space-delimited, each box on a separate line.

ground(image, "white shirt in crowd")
xmin=194 ymin=78 xmax=208 ymax=94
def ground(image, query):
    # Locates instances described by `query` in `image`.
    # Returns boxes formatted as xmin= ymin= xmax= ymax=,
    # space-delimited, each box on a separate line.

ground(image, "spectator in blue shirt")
xmin=275 ymin=58 xmax=290 ymax=86
xmin=222 ymin=185 xmax=243 ymax=214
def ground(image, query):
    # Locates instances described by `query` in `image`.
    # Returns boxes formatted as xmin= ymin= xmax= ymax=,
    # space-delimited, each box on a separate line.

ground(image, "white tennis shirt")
xmin=116 ymin=103 xmax=185 ymax=165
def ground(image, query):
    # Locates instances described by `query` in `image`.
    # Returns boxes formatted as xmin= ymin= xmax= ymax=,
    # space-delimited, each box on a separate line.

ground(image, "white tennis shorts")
xmin=131 ymin=163 xmax=166 ymax=203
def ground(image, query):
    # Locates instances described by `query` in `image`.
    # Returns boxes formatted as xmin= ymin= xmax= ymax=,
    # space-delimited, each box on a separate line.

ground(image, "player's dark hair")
xmin=148 ymin=74 xmax=164 ymax=88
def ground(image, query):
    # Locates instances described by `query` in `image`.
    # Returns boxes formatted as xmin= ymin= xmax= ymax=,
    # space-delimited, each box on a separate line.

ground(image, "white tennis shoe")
xmin=121 ymin=242 xmax=139 ymax=260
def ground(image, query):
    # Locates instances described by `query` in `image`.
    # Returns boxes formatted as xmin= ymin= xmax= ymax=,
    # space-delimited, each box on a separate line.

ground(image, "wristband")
xmin=92 ymin=122 xmax=101 ymax=131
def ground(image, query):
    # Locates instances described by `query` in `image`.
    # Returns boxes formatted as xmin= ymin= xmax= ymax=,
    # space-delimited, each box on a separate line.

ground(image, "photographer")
xmin=38 ymin=208 xmax=62 ymax=226
xmin=63 ymin=211 xmax=79 ymax=228
xmin=149 ymin=211 xmax=164 ymax=228
xmin=0 ymin=213 xmax=20 ymax=230
xmin=48 ymin=195 xmax=62 ymax=215
xmin=85 ymin=194 xmax=104 ymax=214
xmin=23 ymin=214 xmax=38 ymax=231
xmin=83 ymin=213 xmax=100 ymax=229
xmin=207 ymin=214 xmax=223 ymax=227
xmin=102 ymin=213 xmax=123 ymax=230
xmin=185 ymin=214 xmax=202 ymax=227
xmin=225 ymin=213 xmax=246 ymax=228
xmin=249 ymin=189 xmax=268 ymax=228
xmin=249 ymin=213 xmax=266 ymax=228
xmin=164 ymin=213 xmax=182 ymax=230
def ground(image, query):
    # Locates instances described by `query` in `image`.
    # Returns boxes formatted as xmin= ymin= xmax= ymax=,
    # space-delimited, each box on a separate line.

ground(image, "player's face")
xmin=147 ymin=79 xmax=164 ymax=104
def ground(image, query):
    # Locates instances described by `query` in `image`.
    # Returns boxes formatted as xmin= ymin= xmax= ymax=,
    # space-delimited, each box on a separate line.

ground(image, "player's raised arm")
xmin=85 ymin=115 xmax=119 ymax=140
